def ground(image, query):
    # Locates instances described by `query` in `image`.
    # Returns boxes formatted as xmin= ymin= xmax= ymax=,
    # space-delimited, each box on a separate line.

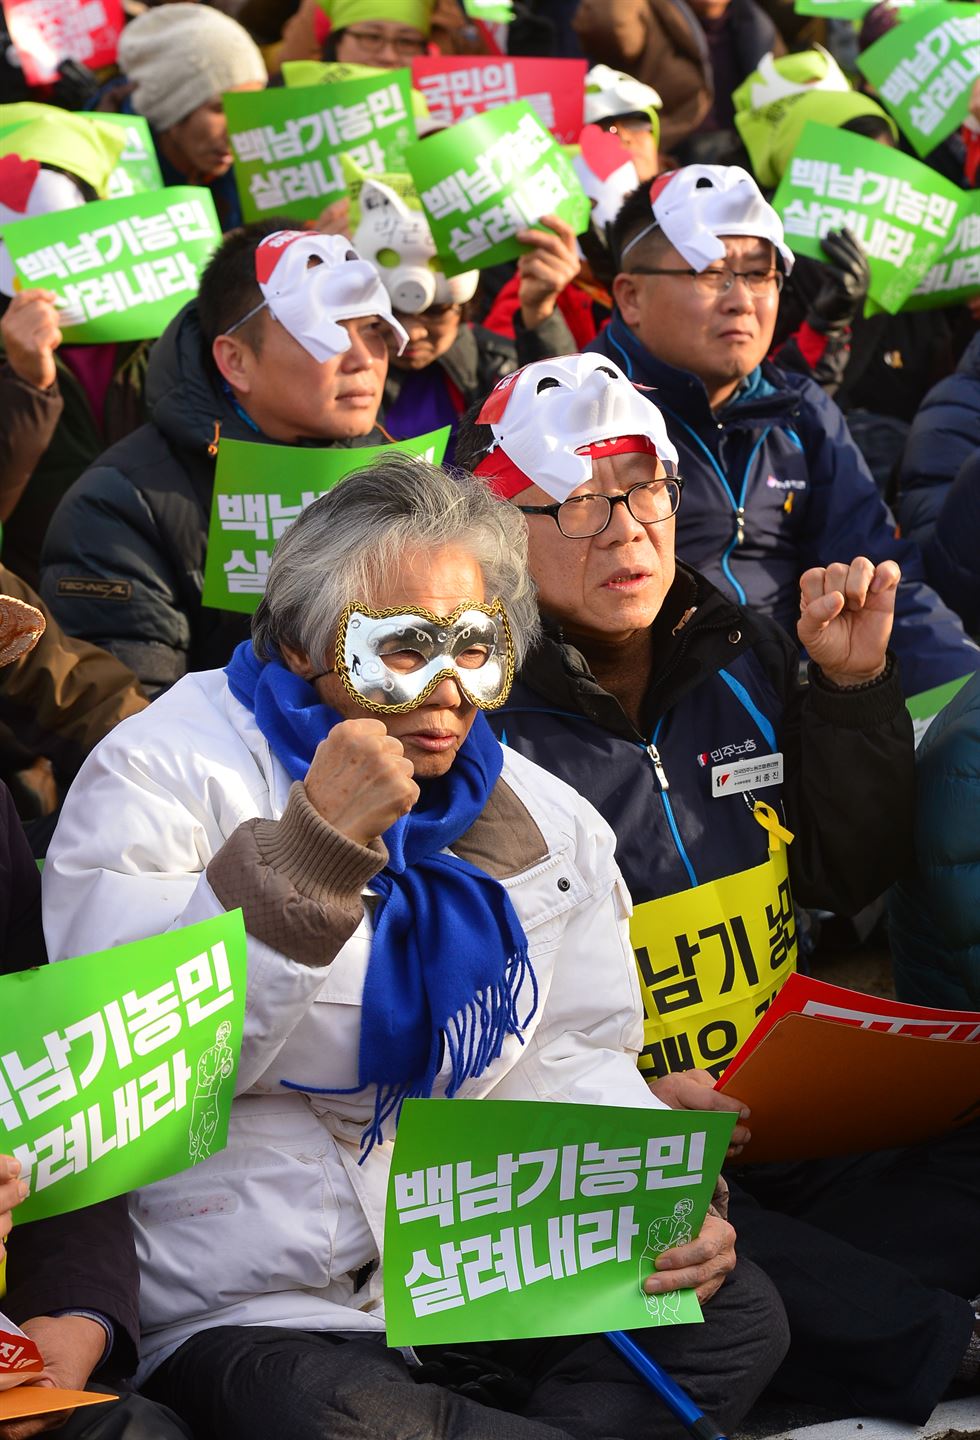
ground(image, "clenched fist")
xmin=1 ymin=290 xmax=62 ymax=391
xmin=304 ymin=718 xmax=420 ymax=846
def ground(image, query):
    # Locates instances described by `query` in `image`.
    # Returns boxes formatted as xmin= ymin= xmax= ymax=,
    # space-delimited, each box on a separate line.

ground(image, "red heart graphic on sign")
xmin=578 ymin=124 xmax=633 ymax=182
xmin=0 ymin=154 xmax=41 ymax=214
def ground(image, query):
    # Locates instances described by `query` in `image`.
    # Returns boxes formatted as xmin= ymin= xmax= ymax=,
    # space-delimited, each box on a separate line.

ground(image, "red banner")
xmin=3 ymin=0 xmax=124 ymax=87
xmin=411 ymin=56 xmax=587 ymax=145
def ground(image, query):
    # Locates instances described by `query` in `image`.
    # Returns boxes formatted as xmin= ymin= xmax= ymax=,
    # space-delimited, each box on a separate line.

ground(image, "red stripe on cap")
xmin=476 ymin=369 xmax=521 ymax=425
xmin=254 ymin=231 xmax=306 ymax=285
xmin=579 ymin=435 xmax=662 ymax=459
xmin=473 ymin=448 xmax=533 ymax=499
xmin=648 ymin=171 xmax=677 ymax=208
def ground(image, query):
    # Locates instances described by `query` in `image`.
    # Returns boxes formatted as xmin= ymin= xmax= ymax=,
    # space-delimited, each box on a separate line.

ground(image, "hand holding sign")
xmin=0 ymin=1159 xmax=28 ymax=1269
xmin=304 ymin=721 xmax=420 ymax=846
xmin=797 ymin=557 xmax=900 ymax=688
xmin=0 ymin=292 xmax=61 ymax=392
xmin=643 ymin=1208 xmax=736 ymax=1305
xmin=647 ymin=1070 xmax=751 ymax=1158
xmin=516 ymin=214 xmax=582 ymax=331
xmin=0 ymin=1315 xmax=107 ymax=1437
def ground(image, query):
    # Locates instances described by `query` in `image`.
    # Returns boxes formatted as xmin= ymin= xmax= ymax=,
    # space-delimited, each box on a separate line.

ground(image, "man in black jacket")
xmin=0 ymin=592 xmax=189 ymax=1440
xmin=39 ymin=225 xmax=405 ymax=695
xmin=458 ymin=354 xmax=980 ymax=1426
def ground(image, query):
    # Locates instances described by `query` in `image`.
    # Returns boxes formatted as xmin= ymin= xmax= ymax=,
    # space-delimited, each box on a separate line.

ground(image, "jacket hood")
xmin=145 ymin=300 xmax=254 ymax=456
xmin=956 ymin=331 xmax=980 ymax=381
xmin=516 ymin=563 xmax=765 ymax=739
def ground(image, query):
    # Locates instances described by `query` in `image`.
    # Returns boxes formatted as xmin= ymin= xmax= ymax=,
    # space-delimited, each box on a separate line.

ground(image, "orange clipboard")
xmin=716 ymin=1012 xmax=980 ymax=1163
xmin=0 ymin=1386 xmax=116 ymax=1421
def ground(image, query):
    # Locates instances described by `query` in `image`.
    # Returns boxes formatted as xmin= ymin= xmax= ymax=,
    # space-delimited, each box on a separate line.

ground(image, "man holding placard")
xmin=0 ymin=592 xmax=192 ymax=1439
xmin=590 ymin=164 xmax=979 ymax=699
xmin=40 ymin=226 xmax=406 ymax=695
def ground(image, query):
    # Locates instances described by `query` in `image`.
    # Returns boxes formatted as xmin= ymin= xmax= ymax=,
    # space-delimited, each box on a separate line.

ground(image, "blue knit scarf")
xmin=226 ymin=641 xmax=537 ymax=1152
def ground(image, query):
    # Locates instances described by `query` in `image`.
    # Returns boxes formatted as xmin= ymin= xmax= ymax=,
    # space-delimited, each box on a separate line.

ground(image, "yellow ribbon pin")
xmin=751 ymin=801 xmax=795 ymax=853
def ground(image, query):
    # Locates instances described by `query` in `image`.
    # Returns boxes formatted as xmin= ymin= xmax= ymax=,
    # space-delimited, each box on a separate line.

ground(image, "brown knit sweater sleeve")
xmin=206 ymin=781 xmax=388 ymax=967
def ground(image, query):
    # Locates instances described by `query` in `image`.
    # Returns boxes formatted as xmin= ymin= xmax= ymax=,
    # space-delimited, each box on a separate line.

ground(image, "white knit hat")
xmin=119 ymin=4 xmax=267 ymax=134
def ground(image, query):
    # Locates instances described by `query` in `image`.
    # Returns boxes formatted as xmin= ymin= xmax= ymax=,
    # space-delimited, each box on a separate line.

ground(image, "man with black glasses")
xmin=456 ymin=353 xmax=980 ymax=1427
xmin=589 ymin=165 xmax=978 ymax=699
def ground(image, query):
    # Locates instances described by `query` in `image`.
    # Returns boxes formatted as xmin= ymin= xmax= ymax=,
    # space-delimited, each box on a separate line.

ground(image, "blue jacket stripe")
xmin=717 ymin=668 xmax=777 ymax=751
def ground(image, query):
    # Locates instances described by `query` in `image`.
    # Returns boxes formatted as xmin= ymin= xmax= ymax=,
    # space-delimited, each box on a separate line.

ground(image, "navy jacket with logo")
xmin=491 ymin=568 xmax=914 ymax=917
xmin=587 ymin=313 xmax=979 ymax=697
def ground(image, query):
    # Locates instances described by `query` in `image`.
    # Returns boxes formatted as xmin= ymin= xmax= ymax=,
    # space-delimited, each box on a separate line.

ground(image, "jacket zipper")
xmin=645 ymin=743 xmax=669 ymax=791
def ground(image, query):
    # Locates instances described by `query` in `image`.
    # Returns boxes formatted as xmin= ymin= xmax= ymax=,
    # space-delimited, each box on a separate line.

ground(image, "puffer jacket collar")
xmin=597 ymin=311 xmax=803 ymax=432
xmin=518 ymin=563 xmax=766 ymax=740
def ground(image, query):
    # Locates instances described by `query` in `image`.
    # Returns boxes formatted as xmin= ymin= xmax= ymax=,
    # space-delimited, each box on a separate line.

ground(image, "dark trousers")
xmin=142 ymin=1257 xmax=788 ymax=1440
xmin=730 ymin=1116 xmax=980 ymax=1423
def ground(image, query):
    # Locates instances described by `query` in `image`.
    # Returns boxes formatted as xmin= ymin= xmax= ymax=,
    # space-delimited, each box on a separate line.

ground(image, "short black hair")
xmin=608 ymin=178 xmax=672 ymax=272
xmin=196 ymin=217 xmax=293 ymax=351
xmin=455 ymin=396 xmax=495 ymax=474
xmin=842 ymin=114 xmax=897 ymax=146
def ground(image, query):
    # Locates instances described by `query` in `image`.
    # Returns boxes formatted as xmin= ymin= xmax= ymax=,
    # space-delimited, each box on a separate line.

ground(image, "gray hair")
xmin=252 ymin=453 xmax=541 ymax=668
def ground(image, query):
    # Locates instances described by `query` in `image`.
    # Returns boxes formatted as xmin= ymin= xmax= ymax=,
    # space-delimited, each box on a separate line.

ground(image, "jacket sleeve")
xmin=770 ymin=321 xmax=851 ymax=397
xmin=513 ymin=309 xmax=579 ymax=368
xmin=3 ymin=1197 xmax=139 ymax=1380
xmin=922 ymin=450 xmax=980 ymax=634
xmin=889 ymin=675 xmax=980 ymax=1009
xmin=39 ymin=463 xmax=192 ymax=695
xmin=896 ymin=334 xmax=980 ymax=547
xmin=767 ymin=626 xmax=917 ymax=913
xmin=791 ymin=376 xmax=980 ymax=696
xmin=0 ymin=565 xmax=147 ymax=791
xmin=42 ymin=718 xmax=385 ymax=1094
xmin=0 ymin=366 xmax=64 ymax=524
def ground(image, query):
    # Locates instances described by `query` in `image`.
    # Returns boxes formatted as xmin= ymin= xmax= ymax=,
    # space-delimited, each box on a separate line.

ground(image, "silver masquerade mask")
xmin=332 ymin=599 xmax=515 ymax=713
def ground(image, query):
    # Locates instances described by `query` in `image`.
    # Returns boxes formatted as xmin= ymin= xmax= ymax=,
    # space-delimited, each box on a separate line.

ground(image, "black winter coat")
xmin=0 ymin=780 xmax=140 ymax=1376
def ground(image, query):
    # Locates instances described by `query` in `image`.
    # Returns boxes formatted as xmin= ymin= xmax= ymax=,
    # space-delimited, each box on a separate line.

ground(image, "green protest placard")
xmin=772 ymin=121 xmax=961 ymax=312
xmin=463 ymin=0 xmax=515 ymax=18
xmin=406 ymin=101 xmax=591 ymax=279
xmin=224 ymin=70 xmax=415 ymax=224
xmin=858 ymin=3 xmax=980 ymax=156
xmin=383 ymin=1098 xmax=734 ymax=1347
xmin=0 ymin=911 xmax=247 ymax=1224
xmin=98 ymin=113 xmax=164 ymax=198
xmin=907 ymin=672 xmax=974 ymax=744
xmin=202 ymin=428 xmax=451 ymax=614
xmin=4 ymin=186 xmax=220 ymax=343
xmin=794 ymin=0 xmax=939 ymax=17
xmin=904 ymin=187 xmax=980 ymax=309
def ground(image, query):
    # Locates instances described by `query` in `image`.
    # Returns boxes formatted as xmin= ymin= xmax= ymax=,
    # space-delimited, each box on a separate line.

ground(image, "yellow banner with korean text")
xmin=631 ymin=854 xmax=797 ymax=1081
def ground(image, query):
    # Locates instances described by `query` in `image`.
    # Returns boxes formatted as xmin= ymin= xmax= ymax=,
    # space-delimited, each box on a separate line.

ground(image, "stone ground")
xmin=730 ymin=935 xmax=980 ymax=1440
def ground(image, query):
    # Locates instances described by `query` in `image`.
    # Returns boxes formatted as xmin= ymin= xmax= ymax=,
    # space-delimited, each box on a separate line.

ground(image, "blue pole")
xmin=606 ymin=1330 xmax=727 ymax=1440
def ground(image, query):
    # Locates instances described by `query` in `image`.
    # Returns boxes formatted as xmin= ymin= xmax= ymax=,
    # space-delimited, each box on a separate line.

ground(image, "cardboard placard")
xmin=411 ymin=55 xmax=587 ymax=144
xmin=383 ymin=1099 xmax=735 ymax=1345
xmin=0 ymin=911 xmax=246 ymax=1223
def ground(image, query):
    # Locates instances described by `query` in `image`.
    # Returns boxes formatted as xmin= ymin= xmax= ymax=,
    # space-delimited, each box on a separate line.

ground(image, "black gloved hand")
xmin=807 ymin=228 xmax=871 ymax=333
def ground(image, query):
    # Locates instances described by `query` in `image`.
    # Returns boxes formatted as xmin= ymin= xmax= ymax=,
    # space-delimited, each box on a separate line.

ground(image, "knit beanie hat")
xmin=119 ymin=4 xmax=267 ymax=135
xmin=319 ymin=0 xmax=435 ymax=35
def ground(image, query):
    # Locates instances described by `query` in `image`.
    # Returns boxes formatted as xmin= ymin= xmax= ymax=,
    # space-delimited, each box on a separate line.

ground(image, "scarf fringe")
xmin=357 ymin=946 xmax=537 ymax=1161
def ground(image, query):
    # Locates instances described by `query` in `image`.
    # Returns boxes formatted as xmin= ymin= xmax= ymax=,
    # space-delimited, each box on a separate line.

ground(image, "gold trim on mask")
xmin=334 ymin=598 xmax=516 ymax=714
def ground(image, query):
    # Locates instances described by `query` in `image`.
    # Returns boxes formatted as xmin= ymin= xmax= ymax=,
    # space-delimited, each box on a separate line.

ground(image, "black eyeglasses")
xmin=517 ymin=478 xmax=684 ymax=539
xmin=628 ymin=266 xmax=784 ymax=297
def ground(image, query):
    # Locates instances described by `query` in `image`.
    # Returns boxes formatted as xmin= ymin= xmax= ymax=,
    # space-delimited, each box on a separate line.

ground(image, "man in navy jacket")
xmin=588 ymin=165 xmax=978 ymax=698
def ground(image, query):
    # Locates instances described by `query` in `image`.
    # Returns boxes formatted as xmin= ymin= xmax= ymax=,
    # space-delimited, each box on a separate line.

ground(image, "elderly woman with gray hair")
xmin=41 ymin=455 xmax=784 ymax=1440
